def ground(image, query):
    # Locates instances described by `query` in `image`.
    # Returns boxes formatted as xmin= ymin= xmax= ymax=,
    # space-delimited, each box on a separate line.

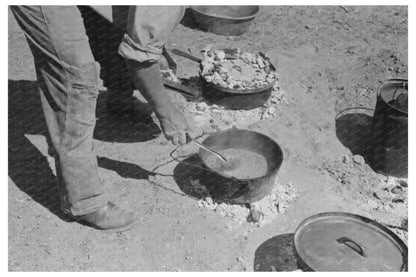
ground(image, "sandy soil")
xmin=8 ymin=6 xmax=407 ymax=271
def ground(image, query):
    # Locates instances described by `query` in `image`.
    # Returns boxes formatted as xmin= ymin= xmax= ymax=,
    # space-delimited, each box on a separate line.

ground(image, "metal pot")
xmin=171 ymin=48 xmax=275 ymax=110
xmin=198 ymin=129 xmax=283 ymax=204
xmin=202 ymin=79 xmax=274 ymax=110
xmin=293 ymin=212 xmax=408 ymax=271
xmin=189 ymin=6 xmax=260 ymax=36
xmin=365 ymin=79 xmax=408 ymax=177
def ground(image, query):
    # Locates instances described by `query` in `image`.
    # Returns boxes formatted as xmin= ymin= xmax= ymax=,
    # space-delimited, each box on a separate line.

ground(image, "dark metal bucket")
xmin=365 ymin=79 xmax=408 ymax=178
xmin=198 ymin=129 xmax=283 ymax=204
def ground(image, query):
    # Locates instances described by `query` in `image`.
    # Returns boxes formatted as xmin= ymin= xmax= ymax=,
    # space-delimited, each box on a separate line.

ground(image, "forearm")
xmin=126 ymin=60 xmax=173 ymax=117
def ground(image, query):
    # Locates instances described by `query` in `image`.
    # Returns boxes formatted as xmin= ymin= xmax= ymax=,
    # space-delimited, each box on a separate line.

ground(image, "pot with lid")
xmin=293 ymin=212 xmax=407 ymax=271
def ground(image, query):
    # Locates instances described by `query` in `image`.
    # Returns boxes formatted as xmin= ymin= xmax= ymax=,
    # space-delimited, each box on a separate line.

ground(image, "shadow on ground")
xmin=172 ymin=153 xmax=251 ymax=203
xmin=8 ymin=80 xmax=71 ymax=221
xmin=172 ymin=154 xmax=206 ymax=199
xmin=8 ymin=79 xmax=161 ymax=221
xmin=254 ymin=233 xmax=300 ymax=272
xmin=94 ymin=90 xmax=161 ymax=143
xmin=97 ymin=156 xmax=155 ymax=180
xmin=335 ymin=112 xmax=373 ymax=156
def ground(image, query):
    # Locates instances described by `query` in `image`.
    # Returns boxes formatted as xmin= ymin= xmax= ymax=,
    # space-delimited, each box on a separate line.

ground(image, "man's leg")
xmin=78 ymin=6 xmax=179 ymax=115
xmin=11 ymin=5 xmax=107 ymax=215
xmin=10 ymin=6 xmax=136 ymax=230
xmin=78 ymin=6 xmax=135 ymax=114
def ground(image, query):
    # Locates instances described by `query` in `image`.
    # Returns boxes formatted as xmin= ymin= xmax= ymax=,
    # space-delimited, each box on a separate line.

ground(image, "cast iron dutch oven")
xmin=293 ymin=212 xmax=408 ymax=271
xmin=171 ymin=48 xmax=275 ymax=110
xmin=198 ymin=129 xmax=283 ymax=203
xmin=189 ymin=6 xmax=260 ymax=36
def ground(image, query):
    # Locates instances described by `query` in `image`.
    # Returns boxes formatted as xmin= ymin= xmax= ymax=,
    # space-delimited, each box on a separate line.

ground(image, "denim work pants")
xmin=78 ymin=6 xmax=134 ymax=102
xmin=11 ymin=6 xmax=108 ymax=216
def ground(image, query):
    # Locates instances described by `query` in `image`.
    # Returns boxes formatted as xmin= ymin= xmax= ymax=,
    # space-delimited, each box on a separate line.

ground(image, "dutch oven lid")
xmin=294 ymin=212 xmax=407 ymax=271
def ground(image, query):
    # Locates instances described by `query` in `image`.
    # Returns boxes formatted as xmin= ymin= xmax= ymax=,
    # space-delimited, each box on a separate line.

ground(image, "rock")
xmin=392 ymin=196 xmax=404 ymax=203
xmin=205 ymin=197 xmax=214 ymax=206
xmin=373 ymin=190 xmax=390 ymax=201
xmin=353 ymin=154 xmax=365 ymax=165
xmin=386 ymin=176 xmax=397 ymax=188
xmin=391 ymin=186 xmax=405 ymax=196
xmin=247 ymin=209 xmax=263 ymax=223
xmin=401 ymin=218 xmax=408 ymax=231
xmin=341 ymin=155 xmax=349 ymax=163
xmin=397 ymin=179 xmax=408 ymax=187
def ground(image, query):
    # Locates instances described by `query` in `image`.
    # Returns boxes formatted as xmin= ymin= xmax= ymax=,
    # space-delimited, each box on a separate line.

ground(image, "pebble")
xmin=196 ymin=102 xmax=209 ymax=112
xmin=397 ymin=179 xmax=408 ymax=187
xmin=401 ymin=218 xmax=408 ymax=231
xmin=386 ymin=176 xmax=397 ymax=188
xmin=248 ymin=208 xmax=263 ymax=223
xmin=373 ymin=190 xmax=390 ymax=200
xmin=391 ymin=186 xmax=405 ymax=196
xmin=392 ymin=196 xmax=404 ymax=203
xmin=353 ymin=154 xmax=365 ymax=165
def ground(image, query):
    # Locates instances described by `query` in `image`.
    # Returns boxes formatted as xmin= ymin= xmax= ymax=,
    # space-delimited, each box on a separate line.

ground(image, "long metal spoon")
xmin=190 ymin=140 xmax=229 ymax=164
xmin=188 ymin=136 xmax=241 ymax=171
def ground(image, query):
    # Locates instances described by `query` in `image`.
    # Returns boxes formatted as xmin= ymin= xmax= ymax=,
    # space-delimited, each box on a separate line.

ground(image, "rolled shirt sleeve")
xmin=118 ymin=6 xmax=186 ymax=63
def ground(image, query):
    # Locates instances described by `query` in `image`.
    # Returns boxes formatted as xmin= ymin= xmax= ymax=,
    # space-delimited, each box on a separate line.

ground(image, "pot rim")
xmin=190 ymin=6 xmax=260 ymax=21
xmin=198 ymin=128 xmax=283 ymax=180
xmin=377 ymin=78 xmax=408 ymax=115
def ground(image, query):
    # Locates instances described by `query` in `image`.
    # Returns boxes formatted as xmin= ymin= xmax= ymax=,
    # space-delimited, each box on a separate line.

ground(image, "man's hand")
xmin=125 ymin=60 xmax=200 ymax=145
xmin=156 ymin=106 xmax=200 ymax=145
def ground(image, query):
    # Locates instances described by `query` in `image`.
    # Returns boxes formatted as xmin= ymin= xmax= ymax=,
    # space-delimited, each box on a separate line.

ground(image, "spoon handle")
xmin=191 ymin=140 xmax=229 ymax=163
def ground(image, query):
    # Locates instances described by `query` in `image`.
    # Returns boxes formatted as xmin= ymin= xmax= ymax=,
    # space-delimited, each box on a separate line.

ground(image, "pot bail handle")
xmin=336 ymin=237 xmax=367 ymax=257
xmin=377 ymin=78 xmax=408 ymax=97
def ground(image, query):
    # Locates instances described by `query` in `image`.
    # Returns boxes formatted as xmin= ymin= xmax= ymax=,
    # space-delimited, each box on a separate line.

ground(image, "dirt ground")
xmin=8 ymin=6 xmax=408 ymax=271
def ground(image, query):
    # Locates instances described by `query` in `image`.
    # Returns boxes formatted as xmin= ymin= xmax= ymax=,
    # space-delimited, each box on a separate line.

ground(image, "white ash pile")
xmin=247 ymin=182 xmax=298 ymax=226
xmin=323 ymin=156 xmax=408 ymax=215
xmin=370 ymin=176 xmax=408 ymax=213
xmin=261 ymin=85 xmax=288 ymax=120
xmin=195 ymin=179 xmax=298 ymax=227
xmin=324 ymin=156 xmax=408 ymax=242
xmin=186 ymin=86 xmax=287 ymax=132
